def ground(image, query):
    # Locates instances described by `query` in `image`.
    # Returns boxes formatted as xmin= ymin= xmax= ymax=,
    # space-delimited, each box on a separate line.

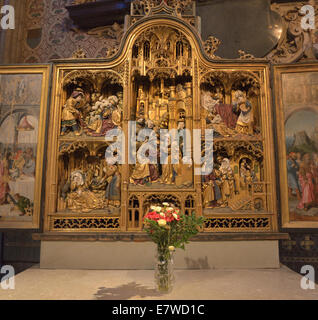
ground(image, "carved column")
xmin=121 ymin=60 xmax=130 ymax=231
xmin=193 ymin=59 xmax=203 ymax=217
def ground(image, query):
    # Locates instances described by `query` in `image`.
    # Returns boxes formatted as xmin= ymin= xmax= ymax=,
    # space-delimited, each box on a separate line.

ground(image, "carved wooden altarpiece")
xmin=44 ymin=0 xmax=278 ymax=234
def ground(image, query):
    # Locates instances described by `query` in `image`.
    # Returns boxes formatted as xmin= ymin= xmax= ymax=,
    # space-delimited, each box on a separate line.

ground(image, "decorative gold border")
xmin=274 ymin=63 xmax=318 ymax=229
xmin=204 ymin=215 xmax=272 ymax=233
xmin=50 ymin=216 xmax=120 ymax=232
xmin=0 ymin=65 xmax=50 ymax=229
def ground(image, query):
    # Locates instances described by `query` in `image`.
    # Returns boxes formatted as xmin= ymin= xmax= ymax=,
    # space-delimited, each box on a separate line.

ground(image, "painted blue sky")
xmin=285 ymin=110 xmax=318 ymax=138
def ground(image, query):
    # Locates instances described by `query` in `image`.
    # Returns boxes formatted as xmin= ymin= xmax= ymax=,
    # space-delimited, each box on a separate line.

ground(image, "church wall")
xmin=0 ymin=0 xmax=318 ymax=276
xmin=0 ymin=0 xmax=121 ymax=271
xmin=0 ymin=0 xmax=122 ymax=64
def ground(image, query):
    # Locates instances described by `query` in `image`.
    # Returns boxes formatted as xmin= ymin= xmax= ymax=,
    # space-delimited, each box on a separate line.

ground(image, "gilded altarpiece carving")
xmin=44 ymin=1 xmax=278 ymax=233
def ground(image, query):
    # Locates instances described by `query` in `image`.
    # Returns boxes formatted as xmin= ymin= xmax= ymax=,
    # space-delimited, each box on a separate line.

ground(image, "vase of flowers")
xmin=143 ymin=202 xmax=204 ymax=293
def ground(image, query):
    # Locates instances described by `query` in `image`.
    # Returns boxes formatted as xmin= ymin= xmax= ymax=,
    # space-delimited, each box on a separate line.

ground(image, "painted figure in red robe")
xmin=297 ymin=153 xmax=316 ymax=211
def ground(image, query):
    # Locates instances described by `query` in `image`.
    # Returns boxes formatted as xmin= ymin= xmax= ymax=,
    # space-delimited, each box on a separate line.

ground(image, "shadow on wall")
xmin=184 ymin=256 xmax=211 ymax=269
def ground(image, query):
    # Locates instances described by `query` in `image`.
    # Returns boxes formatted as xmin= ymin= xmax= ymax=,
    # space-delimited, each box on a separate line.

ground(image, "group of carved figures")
xmin=129 ymin=82 xmax=193 ymax=187
xmin=60 ymin=160 xmax=121 ymax=213
xmin=60 ymin=87 xmax=123 ymax=137
xmin=202 ymin=156 xmax=258 ymax=209
xmin=129 ymin=130 xmax=193 ymax=187
xmin=201 ymin=89 xmax=256 ymax=137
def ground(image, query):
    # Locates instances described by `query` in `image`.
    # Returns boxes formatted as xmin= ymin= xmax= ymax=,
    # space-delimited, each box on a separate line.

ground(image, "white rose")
xmin=162 ymin=202 xmax=169 ymax=207
xmin=155 ymin=206 xmax=162 ymax=212
xmin=167 ymin=207 xmax=174 ymax=211
xmin=158 ymin=219 xmax=167 ymax=227
xmin=173 ymin=213 xmax=179 ymax=220
xmin=150 ymin=206 xmax=156 ymax=211
xmin=160 ymin=212 xmax=165 ymax=218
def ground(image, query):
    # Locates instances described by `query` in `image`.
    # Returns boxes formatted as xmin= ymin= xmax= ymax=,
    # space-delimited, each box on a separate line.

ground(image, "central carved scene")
xmin=129 ymin=26 xmax=193 ymax=189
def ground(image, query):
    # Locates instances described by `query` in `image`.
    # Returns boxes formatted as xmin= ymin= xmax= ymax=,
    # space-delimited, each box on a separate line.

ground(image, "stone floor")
xmin=0 ymin=265 xmax=317 ymax=300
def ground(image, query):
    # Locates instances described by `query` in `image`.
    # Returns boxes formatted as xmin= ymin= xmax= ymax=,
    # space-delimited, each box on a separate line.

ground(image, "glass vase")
xmin=154 ymin=245 xmax=175 ymax=293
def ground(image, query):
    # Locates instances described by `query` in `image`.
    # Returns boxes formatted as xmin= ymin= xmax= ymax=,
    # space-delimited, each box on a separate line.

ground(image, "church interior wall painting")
xmin=275 ymin=64 xmax=318 ymax=228
xmin=0 ymin=66 xmax=50 ymax=229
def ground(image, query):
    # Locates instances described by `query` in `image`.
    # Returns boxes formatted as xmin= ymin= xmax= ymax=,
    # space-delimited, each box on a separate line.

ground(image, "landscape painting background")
xmin=282 ymin=72 xmax=318 ymax=220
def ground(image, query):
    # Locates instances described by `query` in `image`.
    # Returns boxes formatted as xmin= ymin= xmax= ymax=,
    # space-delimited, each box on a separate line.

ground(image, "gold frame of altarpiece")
xmin=0 ymin=65 xmax=50 ymax=229
xmin=274 ymin=63 xmax=318 ymax=229
xmin=44 ymin=18 xmax=278 ymax=234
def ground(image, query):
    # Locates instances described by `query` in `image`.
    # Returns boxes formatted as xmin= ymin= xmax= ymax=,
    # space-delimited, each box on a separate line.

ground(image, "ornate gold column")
xmin=121 ymin=60 xmax=130 ymax=231
xmin=193 ymin=58 xmax=203 ymax=217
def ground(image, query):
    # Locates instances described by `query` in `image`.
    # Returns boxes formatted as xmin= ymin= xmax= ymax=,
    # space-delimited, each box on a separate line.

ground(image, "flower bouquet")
xmin=143 ymin=203 xmax=204 ymax=293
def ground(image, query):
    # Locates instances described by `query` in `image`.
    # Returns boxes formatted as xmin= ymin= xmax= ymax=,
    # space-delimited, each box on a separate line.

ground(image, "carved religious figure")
xmin=105 ymin=164 xmax=121 ymax=207
xmin=232 ymin=90 xmax=254 ymax=135
xmin=130 ymin=141 xmax=160 ymax=185
xmin=239 ymin=158 xmax=253 ymax=194
xmin=219 ymin=158 xmax=236 ymax=207
xmin=61 ymin=88 xmax=85 ymax=136
xmin=66 ymin=170 xmax=105 ymax=213
xmin=173 ymin=155 xmax=193 ymax=188
xmin=201 ymin=90 xmax=236 ymax=137
xmin=202 ymin=168 xmax=222 ymax=208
